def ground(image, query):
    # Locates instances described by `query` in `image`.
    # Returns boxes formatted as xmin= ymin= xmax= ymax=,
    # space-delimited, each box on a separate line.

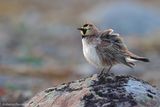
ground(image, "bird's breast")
xmin=82 ymin=39 xmax=102 ymax=67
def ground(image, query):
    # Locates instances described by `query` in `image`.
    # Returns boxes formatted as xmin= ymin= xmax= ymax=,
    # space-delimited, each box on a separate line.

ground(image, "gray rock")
xmin=25 ymin=74 xmax=160 ymax=107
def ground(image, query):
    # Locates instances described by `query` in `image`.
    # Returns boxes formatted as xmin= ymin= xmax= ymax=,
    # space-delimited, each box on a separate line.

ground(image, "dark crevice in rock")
xmin=45 ymin=81 xmax=83 ymax=93
xmin=45 ymin=88 xmax=55 ymax=93
xmin=147 ymin=93 xmax=153 ymax=99
xmin=147 ymin=89 xmax=156 ymax=95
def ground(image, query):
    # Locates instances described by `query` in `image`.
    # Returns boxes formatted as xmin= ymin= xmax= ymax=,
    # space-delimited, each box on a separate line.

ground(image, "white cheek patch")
xmin=80 ymin=31 xmax=84 ymax=35
xmin=84 ymin=30 xmax=92 ymax=36
xmin=85 ymin=30 xmax=89 ymax=35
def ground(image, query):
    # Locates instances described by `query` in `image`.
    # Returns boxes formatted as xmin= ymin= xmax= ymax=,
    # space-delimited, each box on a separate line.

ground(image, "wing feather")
xmin=96 ymin=30 xmax=133 ymax=67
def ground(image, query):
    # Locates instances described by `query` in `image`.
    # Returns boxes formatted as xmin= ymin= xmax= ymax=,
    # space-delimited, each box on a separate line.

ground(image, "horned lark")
xmin=77 ymin=23 xmax=149 ymax=76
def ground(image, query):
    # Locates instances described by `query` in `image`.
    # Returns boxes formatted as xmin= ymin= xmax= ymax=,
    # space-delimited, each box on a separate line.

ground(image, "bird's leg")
xmin=98 ymin=64 xmax=112 ymax=79
xmin=98 ymin=68 xmax=105 ymax=78
xmin=106 ymin=65 xmax=112 ymax=75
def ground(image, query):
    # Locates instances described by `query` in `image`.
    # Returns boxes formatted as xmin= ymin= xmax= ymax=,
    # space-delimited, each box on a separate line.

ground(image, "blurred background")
xmin=0 ymin=0 xmax=160 ymax=105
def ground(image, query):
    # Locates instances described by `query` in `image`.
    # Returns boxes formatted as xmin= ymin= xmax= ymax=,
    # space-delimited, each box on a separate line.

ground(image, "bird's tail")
xmin=126 ymin=50 xmax=150 ymax=62
xmin=130 ymin=56 xmax=149 ymax=62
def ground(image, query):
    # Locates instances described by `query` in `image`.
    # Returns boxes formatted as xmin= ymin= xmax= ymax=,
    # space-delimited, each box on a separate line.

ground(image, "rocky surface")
xmin=25 ymin=74 xmax=160 ymax=107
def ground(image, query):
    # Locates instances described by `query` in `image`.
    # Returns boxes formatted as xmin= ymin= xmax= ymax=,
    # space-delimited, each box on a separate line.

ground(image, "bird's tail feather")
xmin=130 ymin=56 xmax=149 ymax=62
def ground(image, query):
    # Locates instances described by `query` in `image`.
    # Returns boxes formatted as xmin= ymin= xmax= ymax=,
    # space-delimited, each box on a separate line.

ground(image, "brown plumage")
xmin=97 ymin=29 xmax=149 ymax=68
xmin=78 ymin=23 xmax=149 ymax=75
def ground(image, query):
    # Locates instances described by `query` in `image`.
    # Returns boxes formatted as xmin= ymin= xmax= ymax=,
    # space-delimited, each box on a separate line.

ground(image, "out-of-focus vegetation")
xmin=0 ymin=0 xmax=160 ymax=105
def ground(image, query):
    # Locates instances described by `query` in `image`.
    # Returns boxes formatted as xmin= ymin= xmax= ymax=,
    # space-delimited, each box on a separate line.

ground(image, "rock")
xmin=25 ymin=74 xmax=160 ymax=107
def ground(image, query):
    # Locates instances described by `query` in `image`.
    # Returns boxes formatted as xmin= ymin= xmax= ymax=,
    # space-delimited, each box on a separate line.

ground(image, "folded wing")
xmin=96 ymin=29 xmax=135 ymax=68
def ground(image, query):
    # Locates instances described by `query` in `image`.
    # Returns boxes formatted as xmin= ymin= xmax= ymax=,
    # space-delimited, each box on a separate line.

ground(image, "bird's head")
xmin=77 ymin=23 xmax=98 ymax=38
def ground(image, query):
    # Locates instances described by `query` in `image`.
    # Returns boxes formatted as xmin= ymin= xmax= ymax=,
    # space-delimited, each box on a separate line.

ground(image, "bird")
xmin=77 ymin=23 xmax=149 ymax=77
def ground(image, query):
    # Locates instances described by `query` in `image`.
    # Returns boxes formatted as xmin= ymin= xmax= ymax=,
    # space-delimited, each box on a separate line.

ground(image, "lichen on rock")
xmin=25 ymin=74 xmax=160 ymax=107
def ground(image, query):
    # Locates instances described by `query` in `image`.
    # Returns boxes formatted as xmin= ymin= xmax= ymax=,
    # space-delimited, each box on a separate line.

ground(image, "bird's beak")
xmin=77 ymin=27 xmax=84 ymax=31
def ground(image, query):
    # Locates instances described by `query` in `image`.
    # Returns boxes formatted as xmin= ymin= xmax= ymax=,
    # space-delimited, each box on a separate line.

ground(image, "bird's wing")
xmin=96 ymin=29 xmax=134 ymax=67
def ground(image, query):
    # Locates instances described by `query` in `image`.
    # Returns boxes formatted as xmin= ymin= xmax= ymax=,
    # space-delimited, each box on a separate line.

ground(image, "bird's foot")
xmin=97 ymin=69 xmax=110 ymax=81
xmin=98 ymin=69 xmax=105 ymax=77
xmin=97 ymin=72 xmax=115 ymax=84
